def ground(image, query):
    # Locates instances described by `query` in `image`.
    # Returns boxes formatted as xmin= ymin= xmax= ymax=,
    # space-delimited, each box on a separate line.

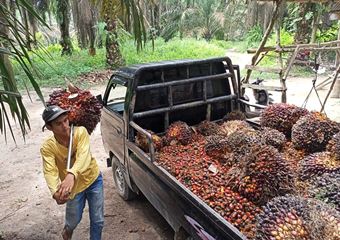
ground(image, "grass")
xmin=120 ymin=38 xmax=227 ymax=65
xmin=13 ymin=38 xmax=228 ymax=89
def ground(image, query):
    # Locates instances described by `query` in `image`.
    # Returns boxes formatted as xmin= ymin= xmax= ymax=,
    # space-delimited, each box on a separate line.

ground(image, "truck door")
xmin=101 ymin=81 xmax=127 ymax=164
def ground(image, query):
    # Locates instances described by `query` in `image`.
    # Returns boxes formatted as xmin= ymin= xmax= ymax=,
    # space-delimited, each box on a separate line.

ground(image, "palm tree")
xmin=57 ymin=0 xmax=73 ymax=55
xmin=0 ymin=0 xmax=46 ymax=141
xmin=99 ymin=0 xmax=146 ymax=67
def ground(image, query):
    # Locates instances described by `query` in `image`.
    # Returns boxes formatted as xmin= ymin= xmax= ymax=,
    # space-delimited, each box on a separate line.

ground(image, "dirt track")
xmin=0 ymin=85 xmax=173 ymax=240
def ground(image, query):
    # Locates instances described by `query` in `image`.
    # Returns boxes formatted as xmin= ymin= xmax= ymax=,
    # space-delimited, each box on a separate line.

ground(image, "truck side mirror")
xmin=96 ymin=94 xmax=103 ymax=105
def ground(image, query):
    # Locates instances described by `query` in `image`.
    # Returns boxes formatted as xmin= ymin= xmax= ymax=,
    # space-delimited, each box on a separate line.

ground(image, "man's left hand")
xmin=58 ymin=173 xmax=75 ymax=200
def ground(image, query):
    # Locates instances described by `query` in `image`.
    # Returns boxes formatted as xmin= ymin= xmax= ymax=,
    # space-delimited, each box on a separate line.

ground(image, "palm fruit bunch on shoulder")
xmin=226 ymin=145 xmax=294 ymax=205
xmin=223 ymin=110 xmax=246 ymax=121
xmin=222 ymin=130 xmax=264 ymax=166
xmin=327 ymin=132 xmax=340 ymax=160
xmin=219 ymin=120 xmax=253 ymax=136
xmin=204 ymin=135 xmax=229 ymax=162
xmin=298 ymin=151 xmax=340 ymax=181
xmin=163 ymin=121 xmax=193 ymax=146
xmin=261 ymin=127 xmax=286 ymax=150
xmin=135 ymin=130 xmax=163 ymax=152
xmin=306 ymin=172 xmax=340 ymax=211
xmin=196 ymin=120 xmax=220 ymax=136
xmin=281 ymin=141 xmax=306 ymax=169
xmin=260 ymin=103 xmax=309 ymax=137
xmin=47 ymin=87 xmax=102 ymax=134
xmin=291 ymin=112 xmax=340 ymax=153
xmin=255 ymin=195 xmax=340 ymax=240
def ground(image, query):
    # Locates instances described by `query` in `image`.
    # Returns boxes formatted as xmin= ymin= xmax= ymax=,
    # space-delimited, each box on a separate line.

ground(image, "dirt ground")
xmin=0 ymin=85 xmax=173 ymax=240
xmin=1 ymin=68 xmax=339 ymax=240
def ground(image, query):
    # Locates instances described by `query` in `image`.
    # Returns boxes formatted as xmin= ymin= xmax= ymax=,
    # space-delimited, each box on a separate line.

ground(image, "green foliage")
xmin=316 ymin=23 xmax=339 ymax=43
xmin=13 ymin=38 xmax=226 ymax=89
xmin=13 ymin=48 xmax=106 ymax=88
xmin=120 ymin=38 xmax=226 ymax=65
xmin=267 ymin=29 xmax=294 ymax=46
xmin=246 ymin=25 xmax=263 ymax=47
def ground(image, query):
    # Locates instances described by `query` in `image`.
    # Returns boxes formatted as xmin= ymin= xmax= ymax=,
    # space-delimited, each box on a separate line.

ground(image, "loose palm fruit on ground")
xmin=163 ymin=121 xmax=193 ymax=146
xmin=291 ymin=112 xmax=340 ymax=153
xmin=219 ymin=120 xmax=253 ymax=136
xmin=226 ymin=145 xmax=294 ymax=205
xmin=135 ymin=130 xmax=163 ymax=152
xmin=255 ymin=195 xmax=340 ymax=240
xmin=298 ymin=151 xmax=340 ymax=180
xmin=196 ymin=120 xmax=220 ymax=136
xmin=261 ymin=127 xmax=286 ymax=150
xmin=223 ymin=111 xmax=246 ymax=121
xmin=327 ymin=132 xmax=340 ymax=160
xmin=260 ymin=103 xmax=309 ymax=137
xmin=305 ymin=172 xmax=340 ymax=211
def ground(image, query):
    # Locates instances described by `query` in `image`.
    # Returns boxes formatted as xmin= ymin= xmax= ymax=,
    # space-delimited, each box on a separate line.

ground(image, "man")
xmin=40 ymin=105 xmax=104 ymax=240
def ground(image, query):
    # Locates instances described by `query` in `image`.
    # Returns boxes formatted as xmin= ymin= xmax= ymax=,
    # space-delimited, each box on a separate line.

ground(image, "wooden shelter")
xmin=243 ymin=0 xmax=340 ymax=110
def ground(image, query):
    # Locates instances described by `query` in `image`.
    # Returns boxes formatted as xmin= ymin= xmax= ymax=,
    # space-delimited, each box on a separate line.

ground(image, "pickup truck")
xmin=100 ymin=57 xmax=249 ymax=240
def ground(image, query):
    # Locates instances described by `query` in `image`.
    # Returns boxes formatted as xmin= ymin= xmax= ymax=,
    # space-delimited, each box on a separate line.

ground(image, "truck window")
xmin=106 ymin=83 xmax=127 ymax=114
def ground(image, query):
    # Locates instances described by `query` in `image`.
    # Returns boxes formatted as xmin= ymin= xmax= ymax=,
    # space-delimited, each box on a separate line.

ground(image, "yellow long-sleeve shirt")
xmin=40 ymin=126 xmax=99 ymax=199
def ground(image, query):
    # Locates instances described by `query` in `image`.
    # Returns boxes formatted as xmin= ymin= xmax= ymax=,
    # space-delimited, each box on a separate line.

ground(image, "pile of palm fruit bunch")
xmin=134 ymin=103 xmax=340 ymax=239
xmin=47 ymin=84 xmax=102 ymax=134
xmin=155 ymin=124 xmax=262 ymax=238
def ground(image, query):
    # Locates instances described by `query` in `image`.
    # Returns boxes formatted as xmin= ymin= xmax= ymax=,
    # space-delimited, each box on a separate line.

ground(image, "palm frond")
xmin=0 ymin=0 xmax=47 ymax=142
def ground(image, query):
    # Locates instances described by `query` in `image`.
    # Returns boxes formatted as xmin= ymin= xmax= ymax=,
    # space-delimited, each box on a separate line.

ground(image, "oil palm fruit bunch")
xmin=260 ymin=103 xmax=309 ymax=137
xmin=196 ymin=120 xmax=220 ymax=136
xmin=261 ymin=127 xmax=286 ymax=150
xmin=327 ymin=132 xmax=340 ymax=160
xmin=291 ymin=112 xmax=340 ymax=153
xmin=298 ymin=151 xmax=340 ymax=180
xmin=204 ymin=135 xmax=229 ymax=162
xmin=47 ymin=87 xmax=102 ymax=134
xmin=135 ymin=130 xmax=163 ymax=152
xmin=219 ymin=120 xmax=253 ymax=136
xmin=255 ymin=195 xmax=340 ymax=240
xmin=223 ymin=110 xmax=246 ymax=121
xmin=163 ymin=121 xmax=193 ymax=146
xmin=226 ymin=145 xmax=294 ymax=205
xmin=306 ymin=172 xmax=340 ymax=211
xmin=223 ymin=130 xmax=264 ymax=166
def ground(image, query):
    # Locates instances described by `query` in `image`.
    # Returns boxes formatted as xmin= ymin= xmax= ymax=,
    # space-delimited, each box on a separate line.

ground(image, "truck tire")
xmin=112 ymin=161 xmax=136 ymax=201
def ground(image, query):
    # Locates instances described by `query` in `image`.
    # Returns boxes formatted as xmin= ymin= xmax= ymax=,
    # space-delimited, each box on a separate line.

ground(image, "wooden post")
xmin=321 ymin=64 xmax=340 ymax=112
xmin=244 ymin=0 xmax=283 ymax=84
xmin=330 ymin=28 xmax=340 ymax=98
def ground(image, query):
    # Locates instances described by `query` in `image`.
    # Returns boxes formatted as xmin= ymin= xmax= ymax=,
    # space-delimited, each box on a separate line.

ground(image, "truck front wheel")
xmin=112 ymin=161 xmax=136 ymax=201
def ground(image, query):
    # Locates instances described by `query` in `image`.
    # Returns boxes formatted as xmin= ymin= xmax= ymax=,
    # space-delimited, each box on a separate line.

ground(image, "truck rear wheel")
xmin=112 ymin=161 xmax=136 ymax=201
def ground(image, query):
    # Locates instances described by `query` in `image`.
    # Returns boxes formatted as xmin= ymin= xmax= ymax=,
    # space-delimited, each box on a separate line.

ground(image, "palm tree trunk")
xmin=294 ymin=3 xmax=313 ymax=44
xmin=105 ymin=18 xmax=123 ymax=68
xmin=57 ymin=0 xmax=73 ymax=55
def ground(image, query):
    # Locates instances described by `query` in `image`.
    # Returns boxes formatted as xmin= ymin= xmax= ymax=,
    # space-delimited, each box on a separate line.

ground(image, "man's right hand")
xmin=53 ymin=192 xmax=67 ymax=205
